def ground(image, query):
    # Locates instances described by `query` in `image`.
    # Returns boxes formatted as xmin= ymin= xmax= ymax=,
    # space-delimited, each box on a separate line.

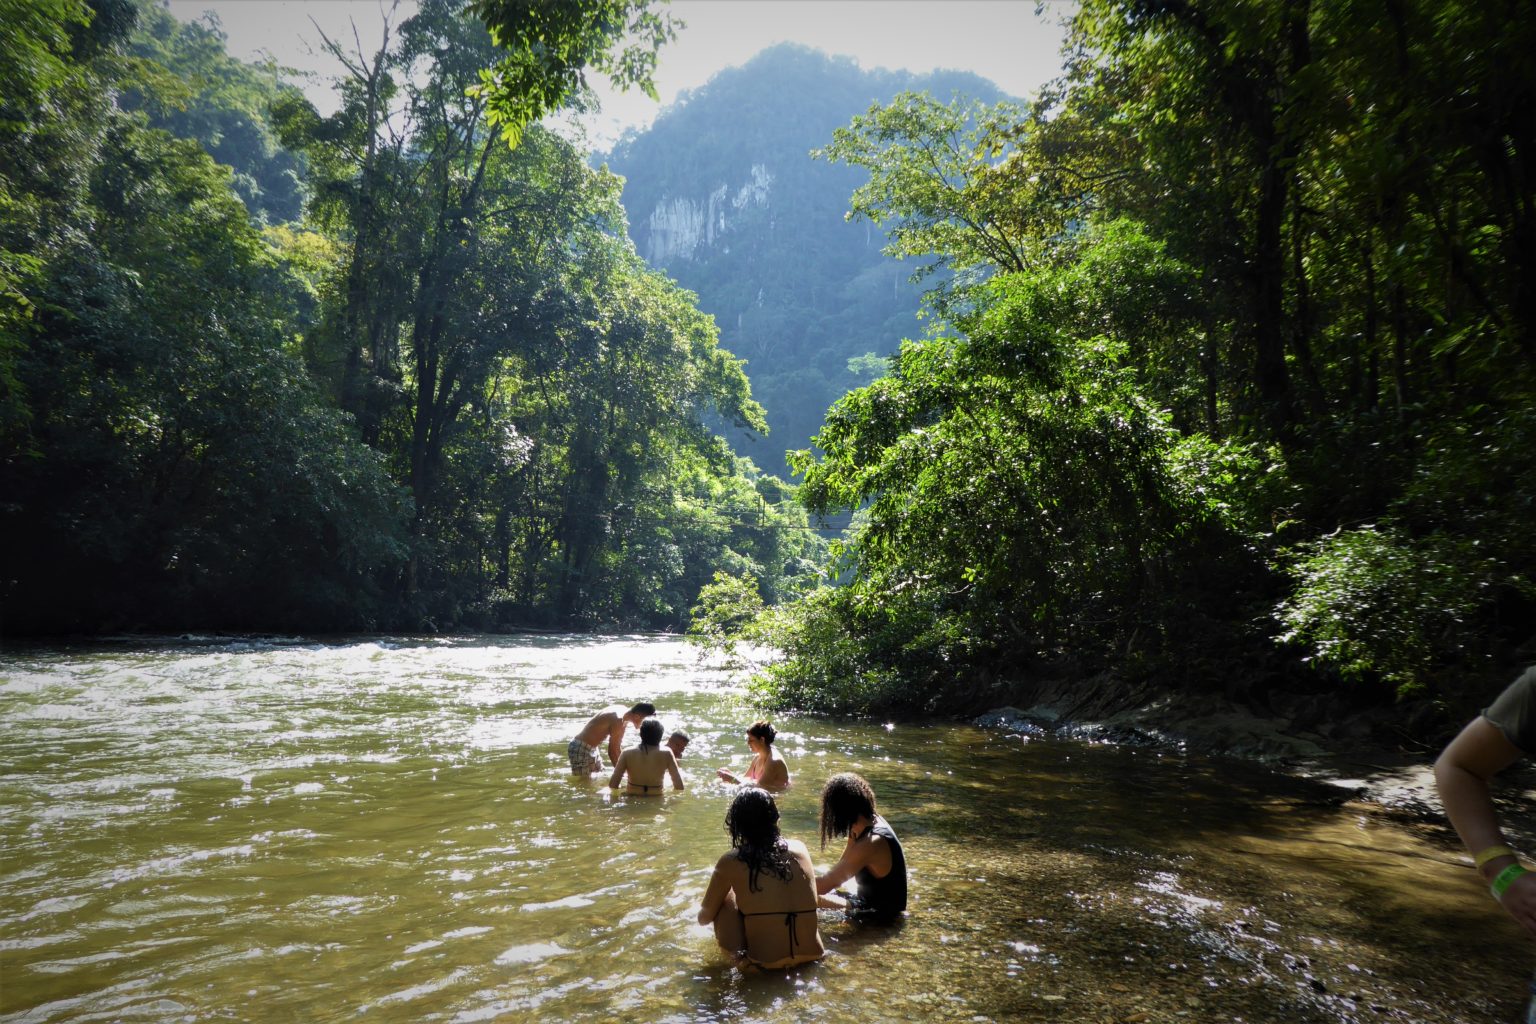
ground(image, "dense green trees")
xmin=1 ymin=0 xmax=407 ymax=631
xmin=267 ymin=0 xmax=814 ymax=628
xmin=1 ymin=0 xmax=817 ymax=633
xmin=735 ymin=0 xmax=1536 ymax=714
xmin=14 ymin=0 xmax=1527 ymax=724
xmin=119 ymin=3 xmax=306 ymax=222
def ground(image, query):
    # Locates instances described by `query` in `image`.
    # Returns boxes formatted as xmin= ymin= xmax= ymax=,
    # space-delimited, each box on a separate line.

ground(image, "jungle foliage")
xmin=723 ymin=0 xmax=1536 ymax=714
xmin=10 ymin=0 xmax=1534 ymax=721
xmin=0 ymin=0 xmax=821 ymax=633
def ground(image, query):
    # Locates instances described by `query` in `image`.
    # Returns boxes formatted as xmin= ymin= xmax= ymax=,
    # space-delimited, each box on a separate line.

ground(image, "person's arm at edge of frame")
xmin=1434 ymin=716 xmax=1536 ymax=935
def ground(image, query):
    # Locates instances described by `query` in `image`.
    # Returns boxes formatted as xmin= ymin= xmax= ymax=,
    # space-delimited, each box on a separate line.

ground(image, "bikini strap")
xmin=740 ymin=907 xmax=815 ymax=954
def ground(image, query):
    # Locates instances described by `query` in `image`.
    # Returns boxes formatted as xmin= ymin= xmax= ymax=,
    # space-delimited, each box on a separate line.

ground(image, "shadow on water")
xmin=2 ymin=637 xmax=1531 ymax=1024
xmin=844 ymin=728 xmax=1527 ymax=1023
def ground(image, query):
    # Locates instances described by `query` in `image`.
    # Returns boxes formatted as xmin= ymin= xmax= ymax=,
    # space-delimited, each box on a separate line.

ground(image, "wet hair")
xmin=725 ymin=788 xmax=794 ymax=892
xmin=819 ymin=772 xmax=877 ymax=849
xmin=668 ymin=730 xmax=689 ymax=747
xmin=746 ymin=721 xmax=776 ymax=748
xmin=628 ymin=702 xmax=655 ymax=717
xmin=638 ymin=717 xmax=663 ymax=749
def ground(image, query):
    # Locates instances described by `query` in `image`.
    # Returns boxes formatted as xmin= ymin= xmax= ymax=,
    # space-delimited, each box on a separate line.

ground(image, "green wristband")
xmin=1491 ymin=863 xmax=1529 ymax=899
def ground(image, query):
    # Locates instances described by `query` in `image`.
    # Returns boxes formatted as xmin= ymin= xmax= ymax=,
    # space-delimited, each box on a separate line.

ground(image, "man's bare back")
xmin=569 ymin=702 xmax=654 ymax=773
xmin=575 ymin=706 xmax=626 ymax=749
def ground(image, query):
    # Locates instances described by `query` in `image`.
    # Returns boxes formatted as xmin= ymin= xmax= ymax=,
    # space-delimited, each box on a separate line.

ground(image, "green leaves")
xmin=467 ymin=0 xmax=676 ymax=149
xmin=1277 ymin=525 xmax=1491 ymax=697
xmin=816 ymin=90 xmax=1035 ymax=300
xmin=1 ymin=36 xmax=410 ymax=630
xmin=756 ymin=219 xmax=1239 ymax=712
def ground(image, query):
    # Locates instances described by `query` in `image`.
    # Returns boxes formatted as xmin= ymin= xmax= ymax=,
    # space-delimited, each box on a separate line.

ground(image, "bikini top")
xmin=740 ymin=905 xmax=818 ymax=956
xmin=625 ymin=747 xmax=668 ymax=793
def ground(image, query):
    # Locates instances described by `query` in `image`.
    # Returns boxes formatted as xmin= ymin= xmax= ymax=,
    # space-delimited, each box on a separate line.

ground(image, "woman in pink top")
xmin=717 ymin=721 xmax=789 ymax=790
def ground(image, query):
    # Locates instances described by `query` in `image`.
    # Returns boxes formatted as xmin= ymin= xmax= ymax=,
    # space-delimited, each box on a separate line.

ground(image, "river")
xmin=0 ymin=634 xmax=1528 ymax=1022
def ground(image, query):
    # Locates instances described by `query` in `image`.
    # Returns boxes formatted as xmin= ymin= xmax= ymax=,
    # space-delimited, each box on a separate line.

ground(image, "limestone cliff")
xmin=643 ymin=165 xmax=774 ymax=266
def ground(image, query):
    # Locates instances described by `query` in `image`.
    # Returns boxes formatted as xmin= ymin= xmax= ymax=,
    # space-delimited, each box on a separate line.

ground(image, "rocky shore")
xmin=970 ymin=671 xmax=1536 ymax=836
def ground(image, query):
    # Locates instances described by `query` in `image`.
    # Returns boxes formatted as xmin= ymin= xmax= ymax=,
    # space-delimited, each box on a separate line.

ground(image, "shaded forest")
xmin=5 ymin=0 xmax=1535 ymax=739
xmin=1 ymin=0 xmax=821 ymax=634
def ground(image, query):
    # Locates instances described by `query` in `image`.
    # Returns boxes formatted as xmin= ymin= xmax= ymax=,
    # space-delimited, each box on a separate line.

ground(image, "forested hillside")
xmin=713 ymin=0 xmax=1536 ymax=731
xmin=0 ymin=0 xmax=821 ymax=634
xmin=9 ymin=0 xmax=1534 ymax=742
xmin=606 ymin=45 xmax=1009 ymax=479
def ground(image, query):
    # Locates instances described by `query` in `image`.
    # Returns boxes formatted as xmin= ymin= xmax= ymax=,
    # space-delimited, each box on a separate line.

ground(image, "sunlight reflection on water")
xmin=0 ymin=634 xmax=1529 ymax=1023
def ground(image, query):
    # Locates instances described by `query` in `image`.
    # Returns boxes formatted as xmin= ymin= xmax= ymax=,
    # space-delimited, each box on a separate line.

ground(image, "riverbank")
xmin=972 ymin=668 xmax=1536 ymax=834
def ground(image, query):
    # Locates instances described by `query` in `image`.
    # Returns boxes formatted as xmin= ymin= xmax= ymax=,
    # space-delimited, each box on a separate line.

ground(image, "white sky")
xmin=165 ymin=0 xmax=1074 ymax=147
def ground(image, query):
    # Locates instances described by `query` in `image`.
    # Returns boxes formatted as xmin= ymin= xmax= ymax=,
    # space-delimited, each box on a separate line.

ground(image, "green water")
xmin=0 ymin=635 xmax=1527 ymax=1022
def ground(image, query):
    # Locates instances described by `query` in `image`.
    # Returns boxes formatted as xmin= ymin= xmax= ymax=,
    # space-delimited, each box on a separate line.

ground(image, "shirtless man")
xmin=568 ymin=702 xmax=654 ymax=775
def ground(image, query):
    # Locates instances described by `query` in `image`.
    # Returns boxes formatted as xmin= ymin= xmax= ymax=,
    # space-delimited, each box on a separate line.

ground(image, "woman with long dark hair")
xmin=608 ymin=717 xmax=684 ymax=795
xmin=697 ymin=788 xmax=824 ymax=969
xmin=715 ymin=720 xmax=789 ymax=790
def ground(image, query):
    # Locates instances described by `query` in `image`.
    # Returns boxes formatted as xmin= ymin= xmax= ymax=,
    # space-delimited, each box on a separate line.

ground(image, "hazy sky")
xmin=165 ymin=0 xmax=1074 ymax=146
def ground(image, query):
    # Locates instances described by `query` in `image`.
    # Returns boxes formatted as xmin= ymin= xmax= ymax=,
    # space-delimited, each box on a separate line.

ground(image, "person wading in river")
xmin=609 ymin=717 xmax=684 ymax=795
xmin=716 ymin=720 xmax=789 ymax=790
xmin=666 ymin=729 xmax=689 ymax=760
xmin=569 ymin=702 xmax=653 ymax=775
xmin=815 ymin=772 xmax=907 ymax=923
xmin=698 ymin=788 xmax=825 ymax=970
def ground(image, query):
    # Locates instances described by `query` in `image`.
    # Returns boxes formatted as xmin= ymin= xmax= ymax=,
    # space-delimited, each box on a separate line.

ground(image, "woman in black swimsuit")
xmin=815 ymin=772 xmax=907 ymax=923
xmin=608 ymin=717 xmax=683 ymax=795
xmin=697 ymin=788 xmax=825 ymax=969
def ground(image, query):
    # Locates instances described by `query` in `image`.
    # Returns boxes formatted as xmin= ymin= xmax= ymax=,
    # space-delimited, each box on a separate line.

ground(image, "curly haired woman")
xmin=697 ymin=788 xmax=824 ymax=969
xmin=815 ymin=772 xmax=907 ymax=923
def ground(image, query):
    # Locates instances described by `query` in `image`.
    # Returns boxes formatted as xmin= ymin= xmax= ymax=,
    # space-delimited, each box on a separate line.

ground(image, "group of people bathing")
xmin=569 ymin=702 xmax=907 ymax=970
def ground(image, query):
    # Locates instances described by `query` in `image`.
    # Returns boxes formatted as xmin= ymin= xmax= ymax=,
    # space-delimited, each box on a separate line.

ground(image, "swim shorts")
xmin=568 ymin=738 xmax=601 ymax=774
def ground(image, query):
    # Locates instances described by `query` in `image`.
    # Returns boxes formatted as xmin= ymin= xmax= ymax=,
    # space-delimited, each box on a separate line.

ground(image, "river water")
xmin=0 ymin=634 xmax=1529 ymax=1023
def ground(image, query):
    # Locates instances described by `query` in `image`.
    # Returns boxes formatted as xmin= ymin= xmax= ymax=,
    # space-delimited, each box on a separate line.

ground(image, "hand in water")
xmin=717 ymin=768 xmax=738 ymax=783
xmin=1497 ymin=872 xmax=1536 ymax=936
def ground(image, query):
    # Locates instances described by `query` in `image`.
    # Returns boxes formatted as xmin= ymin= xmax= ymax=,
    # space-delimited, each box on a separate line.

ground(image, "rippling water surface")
xmin=0 ymin=635 xmax=1528 ymax=1023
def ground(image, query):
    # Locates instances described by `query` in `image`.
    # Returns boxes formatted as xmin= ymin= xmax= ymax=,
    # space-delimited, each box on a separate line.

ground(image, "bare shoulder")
xmin=786 ymin=838 xmax=816 ymax=866
xmin=846 ymin=834 xmax=880 ymax=867
xmin=584 ymin=707 xmax=620 ymax=728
